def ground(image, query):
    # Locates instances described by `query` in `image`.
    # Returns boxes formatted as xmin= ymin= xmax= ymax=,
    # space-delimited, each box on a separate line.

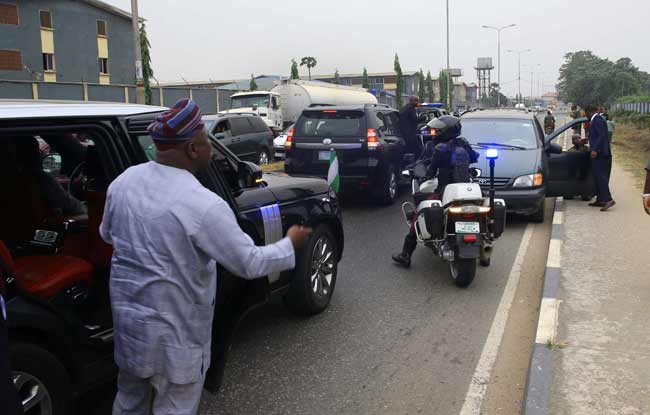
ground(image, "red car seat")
xmin=0 ymin=241 xmax=92 ymax=298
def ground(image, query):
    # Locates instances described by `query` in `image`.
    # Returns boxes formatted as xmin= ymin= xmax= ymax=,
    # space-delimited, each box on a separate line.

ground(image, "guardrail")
xmin=611 ymin=101 xmax=650 ymax=114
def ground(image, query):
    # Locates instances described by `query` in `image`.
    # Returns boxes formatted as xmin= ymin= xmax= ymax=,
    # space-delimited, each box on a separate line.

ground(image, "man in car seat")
xmin=101 ymin=99 xmax=312 ymax=415
xmin=392 ymin=116 xmax=479 ymax=267
xmin=13 ymin=137 xmax=86 ymax=216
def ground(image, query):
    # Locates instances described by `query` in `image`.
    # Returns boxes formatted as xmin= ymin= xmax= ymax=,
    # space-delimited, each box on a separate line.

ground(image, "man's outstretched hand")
xmin=287 ymin=225 xmax=313 ymax=249
xmin=643 ymin=196 xmax=650 ymax=216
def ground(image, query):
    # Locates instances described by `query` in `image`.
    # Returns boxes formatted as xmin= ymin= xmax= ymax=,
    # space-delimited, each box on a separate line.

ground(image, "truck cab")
xmin=223 ymin=91 xmax=283 ymax=132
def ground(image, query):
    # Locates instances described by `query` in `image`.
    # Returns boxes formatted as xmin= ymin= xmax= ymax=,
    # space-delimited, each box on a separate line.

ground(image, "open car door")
xmin=545 ymin=117 xmax=595 ymax=199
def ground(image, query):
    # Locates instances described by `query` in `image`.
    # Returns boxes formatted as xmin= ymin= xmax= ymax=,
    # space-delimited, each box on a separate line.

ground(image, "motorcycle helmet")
xmin=426 ymin=115 xmax=462 ymax=142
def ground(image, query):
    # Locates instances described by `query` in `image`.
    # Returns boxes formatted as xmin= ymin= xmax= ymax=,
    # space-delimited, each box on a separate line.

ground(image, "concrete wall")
xmin=0 ymin=80 xmax=32 ymax=98
xmin=0 ymin=0 xmax=134 ymax=84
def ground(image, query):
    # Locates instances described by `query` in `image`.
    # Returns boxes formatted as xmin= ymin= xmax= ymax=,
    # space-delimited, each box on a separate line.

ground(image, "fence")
xmin=611 ymin=101 xmax=650 ymax=114
xmin=0 ymin=79 xmax=237 ymax=114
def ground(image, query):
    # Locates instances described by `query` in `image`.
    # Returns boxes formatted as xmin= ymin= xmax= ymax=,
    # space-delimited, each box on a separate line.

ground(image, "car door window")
xmin=375 ymin=112 xmax=386 ymax=131
xmin=250 ymin=117 xmax=268 ymax=133
xmin=214 ymin=120 xmax=232 ymax=139
xmin=229 ymin=117 xmax=253 ymax=136
xmin=385 ymin=112 xmax=402 ymax=136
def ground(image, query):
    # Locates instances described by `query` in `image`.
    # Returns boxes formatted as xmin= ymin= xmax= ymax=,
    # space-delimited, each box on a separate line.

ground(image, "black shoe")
xmin=600 ymin=200 xmax=616 ymax=211
xmin=588 ymin=201 xmax=605 ymax=207
xmin=392 ymin=252 xmax=411 ymax=268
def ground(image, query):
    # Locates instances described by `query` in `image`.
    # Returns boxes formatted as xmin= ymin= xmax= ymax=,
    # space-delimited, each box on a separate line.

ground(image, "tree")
xmin=417 ymin=69 xmax=427 ymax=102
xmin=426 ymin=70 xmax=434 ymax=102
xmin=300 ymin=57 xmax=317 ymax=80
xmin=394 ymin=53 xmax=404 ymax=109
xmin=250 ymin=74 xmax=258 ymax=91
xmin=439 ymin=70 xmax=449 ymax=108
xmin=333 ymin=69 xmax=340 ymax=85
xmin=290 ymin=59 xmax=299 ymax=80
xmin=139 ymin=22 xmax=154 ymax=105
xmin=480 ymin=83 xmax=509 ymax=107
xmin=362 ymin=67 xmax=370 ymax=89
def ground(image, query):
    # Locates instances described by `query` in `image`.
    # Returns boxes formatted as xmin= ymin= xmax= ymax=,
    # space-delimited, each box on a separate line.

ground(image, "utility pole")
xmin=508 ymin=49 xmax=531 ymax=104
xmin=482 ymin=24 xmax=516 ymax=107
xmin=446 ymin=0 xmax=452 ymax=111
xmin=131 ymin=0 xmax=145 ymax=104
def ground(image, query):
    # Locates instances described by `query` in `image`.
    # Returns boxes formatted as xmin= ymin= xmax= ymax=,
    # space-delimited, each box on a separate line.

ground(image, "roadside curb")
xmin=523 ymin=197 xmax=564 ymax=415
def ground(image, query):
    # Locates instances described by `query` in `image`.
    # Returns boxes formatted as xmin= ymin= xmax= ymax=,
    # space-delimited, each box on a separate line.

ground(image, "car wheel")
xmin=257 ymin=149 xmax=271 ymax=165
xmin=284 ymin=225 xmax=338 ymax=315
xmin=375 ymin=164 xmax=398 ymax=205
xmin=11 ymin=342 xmax=71 ymax=415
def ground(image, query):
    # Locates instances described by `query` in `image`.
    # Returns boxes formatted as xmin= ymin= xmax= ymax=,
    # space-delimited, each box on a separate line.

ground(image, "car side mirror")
xmin=238 ymin=160 xmax=263 ymax=188
xmin=548 ymin=143 xmax=563 ymax=154
xmin=214 ymin=132 xmax=225 ymax=139
xmin=42 ymin=153 xmax=62 ymax=176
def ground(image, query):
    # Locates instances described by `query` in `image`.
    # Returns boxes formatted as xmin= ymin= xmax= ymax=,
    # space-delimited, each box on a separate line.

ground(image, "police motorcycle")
xmin=400 ymin=120 xmax=507 ymax=287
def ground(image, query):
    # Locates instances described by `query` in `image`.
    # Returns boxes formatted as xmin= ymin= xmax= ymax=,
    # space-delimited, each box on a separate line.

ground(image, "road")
xmin=197 ymin=189 xmax=553 ymax=414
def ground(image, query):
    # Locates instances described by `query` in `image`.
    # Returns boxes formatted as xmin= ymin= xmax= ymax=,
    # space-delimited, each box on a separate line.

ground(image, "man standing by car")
xmin=570 ymin=105 xmax=582 ymax=136
xmin=585 ymin=104 xmax=615 ymax=211
xmin=100 ymin=99 xmax=311 ymax=415
xmin=400 ymin=95 xmax=423 ymax=156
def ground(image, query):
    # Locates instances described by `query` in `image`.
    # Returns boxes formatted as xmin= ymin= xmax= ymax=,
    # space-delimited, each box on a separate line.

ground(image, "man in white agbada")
xmin=100 ymin=99 xmax=311 ymax=415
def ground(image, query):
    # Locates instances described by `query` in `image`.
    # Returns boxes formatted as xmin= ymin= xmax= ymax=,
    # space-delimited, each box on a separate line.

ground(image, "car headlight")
xmin=513 ymin=173 xmax=543 ymax=188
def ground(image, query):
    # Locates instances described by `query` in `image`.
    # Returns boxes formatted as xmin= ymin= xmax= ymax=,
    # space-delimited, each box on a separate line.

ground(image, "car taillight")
xmin=284 ymin=128 xmax=294 ymax=151
xmin=367 ymin=128 xmax=379 ymax=150
xmin=448 ymin=206 xmax=491 ymax=215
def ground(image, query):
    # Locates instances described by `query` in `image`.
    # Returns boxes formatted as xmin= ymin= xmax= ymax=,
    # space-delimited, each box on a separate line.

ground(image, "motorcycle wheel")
xmin=450 ymin=258 xmax=476 ymax=288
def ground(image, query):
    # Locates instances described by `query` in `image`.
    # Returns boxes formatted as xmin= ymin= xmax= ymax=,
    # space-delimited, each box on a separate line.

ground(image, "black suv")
xmin=460 ymin=109 xmax=592 ymax=222
xmin=285 ymin=104 xmax=406 ymax=204
xmin=203 ymin=113 xmax=275 ymax=165
xmin=0 ymin=101 xmax=343 ymax=414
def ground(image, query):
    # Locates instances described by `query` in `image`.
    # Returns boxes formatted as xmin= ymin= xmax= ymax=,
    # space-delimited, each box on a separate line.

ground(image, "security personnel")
xmin=392 ymin=116 xmax=479 ymax=267
xmin=101 ymin=99 xmax=312 ymax=415
xmin=584 ymin=104 xmax=615 ymax=211
xmin=544 ymin=110 xmax=556 ymax=134
xmin=400 ymin=95 xmax=423 ymax=156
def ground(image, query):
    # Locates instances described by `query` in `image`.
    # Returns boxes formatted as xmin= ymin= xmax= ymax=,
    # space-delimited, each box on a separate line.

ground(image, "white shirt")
xmin=100 ymin=162 xmax=295 ymax=383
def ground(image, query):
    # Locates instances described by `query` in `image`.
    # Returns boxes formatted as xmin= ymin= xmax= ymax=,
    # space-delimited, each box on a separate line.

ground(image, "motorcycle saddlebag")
xmin=490 ymin=199 xmax=506 ymax=238
xmin=420 ymin=204 xmax=445 ymax=240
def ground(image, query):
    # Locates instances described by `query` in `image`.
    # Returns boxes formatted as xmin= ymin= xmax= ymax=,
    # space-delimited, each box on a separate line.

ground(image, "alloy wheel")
xmin=258 ymin=151 xmax=270 ymax=165
xmin=388 ymin=171 xmax=397 ymax=199
xmin=310 ymin=236 xmax=335 ymax=298
xmin=13 ymin=371 xmax=53 ymax=415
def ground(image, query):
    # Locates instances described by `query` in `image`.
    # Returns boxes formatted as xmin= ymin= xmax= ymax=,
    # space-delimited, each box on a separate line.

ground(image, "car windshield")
xmin=461 ymin=118 xmax=538 ymax=149
xmin=203 ymin=119 xmax=216 ymax=132
xmin=295 ymin=111 xmax=363 ymax=137
xmin=231 ymin=95 xmax=270 ymax=109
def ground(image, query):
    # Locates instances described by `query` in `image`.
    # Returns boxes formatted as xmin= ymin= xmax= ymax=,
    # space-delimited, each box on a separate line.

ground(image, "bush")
xmin=611 ymin=111 xmax=650 ymax=130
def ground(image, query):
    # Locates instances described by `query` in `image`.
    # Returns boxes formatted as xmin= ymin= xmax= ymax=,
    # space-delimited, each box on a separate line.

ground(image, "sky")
xmin=105 ymin=0 xmax=650 ymax=97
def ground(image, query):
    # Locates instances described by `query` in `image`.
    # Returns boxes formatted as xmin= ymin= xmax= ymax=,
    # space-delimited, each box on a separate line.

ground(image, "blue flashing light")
xmin=419 ymin=102 xmax=445 ymax=108
xmin=486 ymin=148 xmax=499 ymax=160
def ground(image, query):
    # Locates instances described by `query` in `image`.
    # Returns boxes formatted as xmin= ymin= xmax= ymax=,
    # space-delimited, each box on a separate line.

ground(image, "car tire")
xmin=10 ymin=342 xmax=72 ymax=415
xmin=257 ymin=148 xmax=271 ymax=165
xmin=450 ymin=258 xmax=476 ymax=288
xmin=284 ymin=225 xmax=338 ymax=315
xmin=530 ymin=200 xmax=545 ymax=223
xmin=375 ymin=163 xmax=398 ymax=205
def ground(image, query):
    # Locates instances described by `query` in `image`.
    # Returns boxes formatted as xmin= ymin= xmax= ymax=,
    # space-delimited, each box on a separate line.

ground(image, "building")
xmin=0 ymin=0 xmax=135 ymax=85
xmin=542 ymin=92 xmax=559 ymax=107
xmin=310 ymin=71 xmax=420 ymax=97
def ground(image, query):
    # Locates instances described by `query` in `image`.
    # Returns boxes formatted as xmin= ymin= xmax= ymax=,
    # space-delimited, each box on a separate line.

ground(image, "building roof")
xmin=80 ymin=0 xmax=133 ymax=20
xmin=0 ymin=100 xmax=166 ymax=120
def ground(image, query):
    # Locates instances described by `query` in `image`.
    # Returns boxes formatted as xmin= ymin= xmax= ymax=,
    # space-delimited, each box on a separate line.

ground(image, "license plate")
xmin=455 ymin=222 xmax=479 ymax=234
xmin=319 ymin=151 xmax=331 ymax=161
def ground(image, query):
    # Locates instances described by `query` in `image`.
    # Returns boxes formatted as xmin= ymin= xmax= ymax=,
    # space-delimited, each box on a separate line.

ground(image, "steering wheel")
xmin=66 ymin=161 xmax=86 ymax=194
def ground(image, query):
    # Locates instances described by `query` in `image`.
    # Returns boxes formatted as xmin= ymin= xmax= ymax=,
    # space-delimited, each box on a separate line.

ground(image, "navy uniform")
xmin=586 ymin=107 xmax=615 ymax=210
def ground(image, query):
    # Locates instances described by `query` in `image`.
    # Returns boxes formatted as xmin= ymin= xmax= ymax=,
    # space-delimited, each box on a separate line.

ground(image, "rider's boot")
xmin=392 ymin=233 xmax=417 ymax=268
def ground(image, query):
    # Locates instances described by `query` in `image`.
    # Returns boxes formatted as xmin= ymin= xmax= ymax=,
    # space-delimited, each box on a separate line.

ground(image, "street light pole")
xmin=508 ymin=49 xmax=531 ymax=104
xmin=446 ymin=0 xmax=452 ymax=111
xmin=131 ymin=0 xmax=145 ymax=104
xmin=482 ymin=24 xmax=516 ymax=107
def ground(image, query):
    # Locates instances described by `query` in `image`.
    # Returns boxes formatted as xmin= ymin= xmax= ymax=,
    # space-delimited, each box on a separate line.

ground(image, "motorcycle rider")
xmin=392 ymin=116 xmax=479 ymax=267
xmin=544 ymin=110 xmax=556 ymax=134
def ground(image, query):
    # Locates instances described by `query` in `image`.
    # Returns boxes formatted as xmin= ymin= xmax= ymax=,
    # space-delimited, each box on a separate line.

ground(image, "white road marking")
xmin=546 ymin=239 xmax=563 ymax=269
xmin=535 ymin=298 xmax=561 ymax=344
xmin=553 ymin=211 xmax=564 ymax=225
xmin=459 ymin=224 xmax=535 ymax=415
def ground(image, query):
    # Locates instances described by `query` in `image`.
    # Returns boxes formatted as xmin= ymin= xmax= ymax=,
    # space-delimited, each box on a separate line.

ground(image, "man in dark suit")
xmin=399 ymin=96 xmax=423 ymax=156
xmin=585 ymin=104 xmax=615 ymax=211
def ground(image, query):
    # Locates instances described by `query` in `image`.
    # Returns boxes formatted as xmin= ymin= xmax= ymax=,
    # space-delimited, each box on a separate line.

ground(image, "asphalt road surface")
xmin=196 ymin=189 xmax=551 ymax=415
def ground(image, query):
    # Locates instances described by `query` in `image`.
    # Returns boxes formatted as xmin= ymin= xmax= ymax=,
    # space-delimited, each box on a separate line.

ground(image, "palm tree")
xmin=300 ymin=57 xmax=318 ymax=80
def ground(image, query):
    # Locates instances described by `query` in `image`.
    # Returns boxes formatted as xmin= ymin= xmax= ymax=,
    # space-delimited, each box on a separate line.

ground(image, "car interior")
xmin=0 ymin=130 xmax=114 ymax=326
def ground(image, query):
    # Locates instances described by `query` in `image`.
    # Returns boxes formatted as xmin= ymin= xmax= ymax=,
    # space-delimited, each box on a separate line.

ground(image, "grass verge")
xmin=261 ymin=161 xmax=284 ymax=173
xmin=612 ymin=122 xmax=650 ymax=190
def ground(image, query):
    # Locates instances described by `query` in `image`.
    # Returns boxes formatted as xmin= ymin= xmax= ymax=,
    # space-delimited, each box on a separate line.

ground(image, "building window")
xmin=0 ymin=49 xmax=22 ymax=70
xmin=39 ymin=10 xmax=52 ymax=29
xmin=374 ymin=78 xmax=384 ymax=84
xmin=42 ymin=53 xmax=55 ymax=71
xmin=99 ymin=57 xmax=109 ymax=74
xmin=0 ymin=3 xmax=19 ymax=25
xmin=97 ymin=19 xmax=107 ymax=36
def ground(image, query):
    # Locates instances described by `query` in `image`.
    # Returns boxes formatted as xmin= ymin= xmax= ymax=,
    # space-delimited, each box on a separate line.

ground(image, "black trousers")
xmin=592 ymin=156 xmax=613 ymax=203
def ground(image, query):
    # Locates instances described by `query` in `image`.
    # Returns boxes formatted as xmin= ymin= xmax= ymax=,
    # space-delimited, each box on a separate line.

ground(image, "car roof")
xmin=305 ymin=104 xmax=394 ymax=112
xmin=461 ymin=109 xmax=535 ymax=120
xmin=202 ymin=113 xmax=258 ymax=120
xmin=0 ymin=100 xmax=167 ymax=120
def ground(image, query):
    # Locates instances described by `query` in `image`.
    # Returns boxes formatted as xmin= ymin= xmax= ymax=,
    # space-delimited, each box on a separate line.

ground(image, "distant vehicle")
xmin=460 ymin=109 xmax=593 ymax=222
xmin=273 ymin=123 xmax=295 ymax=160
xmin=285 ymin=104 xmax=406 ymax=205
xmin=222 ymin=80 xmax=378 ymax=133
xmin=514 ymin=103 xmax=527 ymax=110
xmin=203 ymin=113 xmax=275 ymax=165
